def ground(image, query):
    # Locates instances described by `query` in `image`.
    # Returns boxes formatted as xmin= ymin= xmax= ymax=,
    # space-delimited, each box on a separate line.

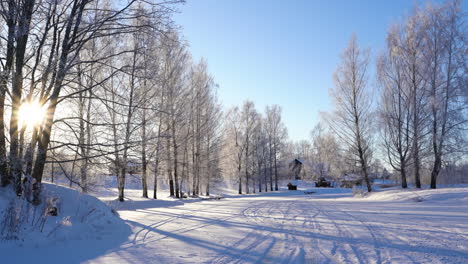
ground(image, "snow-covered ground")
xmin=0 ymin=183 xmax=131 ymax=263
xmin=1 ymin=183 xmax=467 ymax=263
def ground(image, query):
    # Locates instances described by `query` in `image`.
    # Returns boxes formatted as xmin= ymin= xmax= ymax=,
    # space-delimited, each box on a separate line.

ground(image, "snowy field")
xmin=1 ymin=184 xmax=468 ymax=264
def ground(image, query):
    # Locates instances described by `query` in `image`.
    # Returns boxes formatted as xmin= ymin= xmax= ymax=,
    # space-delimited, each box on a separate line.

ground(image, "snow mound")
xmin=360 ymin=187 xmax=468 ymax=202
xmin=0 ymin=183 xmax=130 ymax=246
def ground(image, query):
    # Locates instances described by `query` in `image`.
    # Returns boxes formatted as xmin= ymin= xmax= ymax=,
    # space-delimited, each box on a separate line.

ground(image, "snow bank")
xmin=357 ymin=186 xmax=468 ymax=202
xmin=0 ymin=183 xmax=131 ymax=263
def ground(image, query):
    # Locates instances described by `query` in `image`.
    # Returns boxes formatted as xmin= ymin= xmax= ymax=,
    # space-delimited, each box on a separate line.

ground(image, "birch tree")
xmin=421 ymin=1 xmax=467 ymax=188
xmin=265 ymin=105 xmax=286 ymax=191
xmin=328 ymin=35 xmax=373 ymax=192
xmin=378 ymin=25 xmax=413 ymax=188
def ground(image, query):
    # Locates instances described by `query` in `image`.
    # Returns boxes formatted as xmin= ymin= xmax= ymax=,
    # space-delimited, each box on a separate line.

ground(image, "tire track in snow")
xmin=211 ymin=200 xmax=275 ymax=264
xmin=129 ymin=212 xmax=188 ymax=245
xmin=334 ymin=205 xmax=444 ymax=264
xmin=212 ymin=199 xmax=304 ymax=264
xmin=295 ymin=200 xmax=336 ymax=264
xmin=133 ymin=203 xmax=247 ymax=246
xmin=334 ymin=207 xmax=383 ymax=264
xmin=320 ymin=206 xmax=377 ymax=264
xmin=285 ymin=201 xmax=322 ymax=264
xmin=303 ymin=200 xmax=373 ymax=264
xmin=302 ymin=201 xmax=348 ymax=264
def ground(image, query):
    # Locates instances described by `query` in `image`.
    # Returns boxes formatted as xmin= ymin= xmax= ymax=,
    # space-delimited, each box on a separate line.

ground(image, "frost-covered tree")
xmin=328 ymin=35 xmax=373 ymax=192
xmin=309 ymin=122 xmax=343 ymax=180
xmin=421 ymin=1 xmax=467 ymax=188
xmin=265 ymin=105 xmax=287 ymax=191
xmin=378 ymin=25 xmax=413 ymax=188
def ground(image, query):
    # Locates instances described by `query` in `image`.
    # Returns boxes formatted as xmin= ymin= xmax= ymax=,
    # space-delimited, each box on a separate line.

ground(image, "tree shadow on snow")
xmin=1 ymin=219 xmax=133 ymax=264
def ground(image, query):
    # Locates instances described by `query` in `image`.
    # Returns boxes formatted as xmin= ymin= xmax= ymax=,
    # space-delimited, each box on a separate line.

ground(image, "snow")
xmin=0 ymin=183 xmax=131 ymax=263
xmin=1 ymin=183 xmax=467 ymax=263
xmin=357 ymin=186 xmax=468 ymax=202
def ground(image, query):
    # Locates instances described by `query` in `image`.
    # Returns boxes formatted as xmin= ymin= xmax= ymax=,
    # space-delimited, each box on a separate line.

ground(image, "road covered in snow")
xmin=2 ymin=185 xmax=466 ymax=263
xmin=91 ymin=187 xmax=468 ymax=264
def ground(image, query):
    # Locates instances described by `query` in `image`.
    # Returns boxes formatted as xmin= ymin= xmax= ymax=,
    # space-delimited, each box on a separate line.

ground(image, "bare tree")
xmin=328 ymin=35 xmax=373 ymax=192
xmin=421 ymin=1 xmax=467 ymax=188
xmin=400 ymin=9 xmax=428 ymax=188
xmin=226 ymin=107 xmax=245 ymax=194
xmin=265 ymin=105 xmax=286 ymax=191
xmin=378 ymin=25 xmax=413 ymax=188
xmin=240 ymin=101 xmax=258 ymax=194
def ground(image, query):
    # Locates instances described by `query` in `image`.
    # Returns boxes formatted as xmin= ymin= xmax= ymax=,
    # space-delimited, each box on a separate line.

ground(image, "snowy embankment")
xmin=0 ymin=183 xmax=131 ymax=263
xmin=357 ymin=185 xmax=468 ymax=202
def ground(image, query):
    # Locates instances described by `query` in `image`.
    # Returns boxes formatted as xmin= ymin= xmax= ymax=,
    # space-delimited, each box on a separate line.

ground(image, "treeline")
xmin=0 ymin=0 xmax=223 ymax=204
xmin=0 ymin=0 xmax=291 ymax=205
xmin=0 ymin=0 xmax=465 ymax=207
xmin=49 ymin=3 xmax=224 ymax=201
xmin=288 ymin=0 xmax=467 ymax=190
xmin=224 ymin=102 xmax=287 ymax=194
xmin=378 ymin=1 xmax=466 ymax=189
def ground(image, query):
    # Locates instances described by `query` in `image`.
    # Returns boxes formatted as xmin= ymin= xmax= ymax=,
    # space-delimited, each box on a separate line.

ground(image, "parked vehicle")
xmin=315 ymin=177 xmax=332 ymax=187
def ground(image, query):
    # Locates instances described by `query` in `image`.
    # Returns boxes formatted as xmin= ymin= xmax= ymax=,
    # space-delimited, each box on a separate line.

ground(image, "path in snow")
xmin=91 ymin=189 xmax=468 ymax=264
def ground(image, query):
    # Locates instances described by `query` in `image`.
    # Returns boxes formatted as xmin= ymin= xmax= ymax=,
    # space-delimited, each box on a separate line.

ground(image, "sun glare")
xmin=18 ymin=101 xmax=46 ymax=128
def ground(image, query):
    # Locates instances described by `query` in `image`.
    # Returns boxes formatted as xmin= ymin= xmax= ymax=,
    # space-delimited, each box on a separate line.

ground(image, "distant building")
xmin=289 ymin=158 xmax=303 ymax=180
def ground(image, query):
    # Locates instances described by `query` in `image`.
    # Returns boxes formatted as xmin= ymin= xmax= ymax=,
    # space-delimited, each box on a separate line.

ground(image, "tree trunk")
xmin=360 ymin=154 xmax=372 ymax=192
xmin=51 ymin=160 xmax=55 ymax=183
xmin=430 ymin=154 xmax=441 ymax=189
xmin=171 ymin=119 xmax=180 ymax=198
xmin=167 ymin=137 xmax=174 ymax=197
xmin=206 ymin=134 xmax=211 ymax=196
xmin=78 ymin=73 xmax=88 ymax=193
xmin=153 ymin=163 xmax=158 ymax=199
xmin=400 ymin=170 xmax=407 ymax=189
xmin=118 ymin=169 xmax=125 ymax=202
xmin=238 ymin=161 xmax=242 ymax=194
xmin=9 ymin=0 xmax=36 ymax=196
xmin=0 ymin=0 xmax=16 ymax=187
xmin=412 ymin=64 xmax=422 ymax=189
xmin=269 ymin=146 xmax=273 ymax=191
xmin=191 ymin=128 xmax=196 ymax=196
xmin=258 ymin=165 xmax=262 ymax=192
xmin=274 ymin=145 xmax=278 ymax=191
xmin=252 ymin=174 xmax=256 ymax=193
xmin=430 ymin=92 xmax=441 ymax=190
xmin=264 ymin=161 xmax=268 ymax=192
xmin=141 ymin=109 xmax=148 ymax=198
xmin=24 ymin=127 xmax=39 ymax=176
xmin=32 ymin=98 xmax=58 ymax=204
xmin=245 ymin=142 xmax=249 ymax=194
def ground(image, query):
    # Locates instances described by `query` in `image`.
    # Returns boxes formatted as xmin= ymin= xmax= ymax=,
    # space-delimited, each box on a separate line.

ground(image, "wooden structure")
xmin=287 ymin=182 xmax=297 ymax=190
xmin=289 ymin=158 xmax=303 ymax=180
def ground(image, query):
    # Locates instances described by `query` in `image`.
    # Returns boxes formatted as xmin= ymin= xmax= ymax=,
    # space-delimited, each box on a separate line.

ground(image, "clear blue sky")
xmin=174 ymin=0 xmax=466 ymax=141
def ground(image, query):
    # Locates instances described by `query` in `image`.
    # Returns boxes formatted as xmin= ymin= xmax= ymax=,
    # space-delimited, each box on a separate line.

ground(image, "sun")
xmin=18 ymin=101 xmax=46 ymax=128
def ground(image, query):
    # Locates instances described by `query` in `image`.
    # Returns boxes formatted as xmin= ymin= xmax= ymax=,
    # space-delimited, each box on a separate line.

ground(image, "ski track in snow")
xmin=87 ymin=189 xmax=468 ymax=264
